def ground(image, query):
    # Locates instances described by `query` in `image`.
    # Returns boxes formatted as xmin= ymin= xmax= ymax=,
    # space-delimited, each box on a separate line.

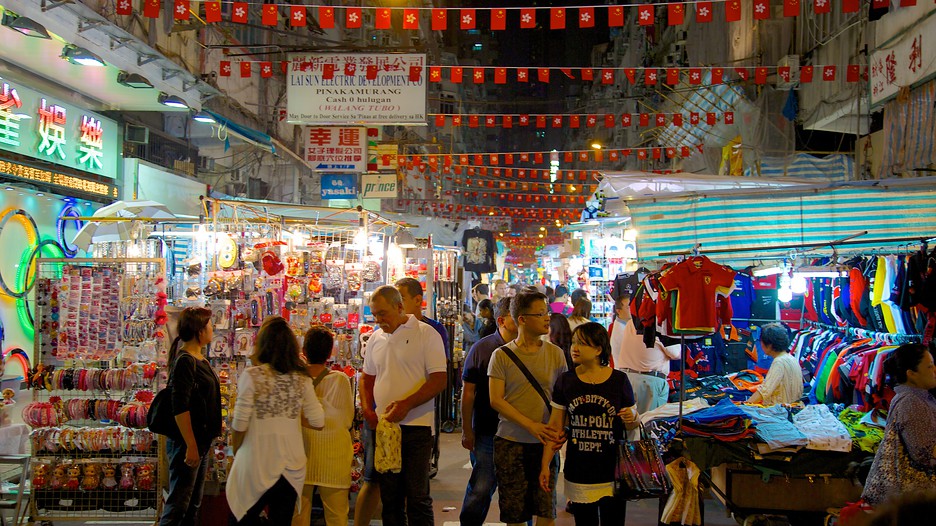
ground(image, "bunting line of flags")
xmin=428 ymin=112 xmax=733 ymax=129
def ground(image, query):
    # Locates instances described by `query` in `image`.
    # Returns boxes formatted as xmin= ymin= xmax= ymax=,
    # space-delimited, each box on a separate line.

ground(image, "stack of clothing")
xmin=671 ymin=399 xmax=757 ymax=442
xmin=837 ymin=407 xmax=886 ymax=454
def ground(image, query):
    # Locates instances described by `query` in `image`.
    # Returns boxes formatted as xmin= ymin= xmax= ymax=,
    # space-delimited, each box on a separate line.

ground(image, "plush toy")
xmin=101 ymin=464 xmax=118 ymax=490
xmin=65 ymin=464 xmax=81 ymax=490
xmin=153 ymin=277 xmax=169 ymax=326
xmin=119 ymin=463 xmax=135 ymax=490
xmin=32 ymin=463 xmax=49 ymax=489
xmin=49 ymin=465 xmax=65 ymax=490
xmin=81 ymin=463 xmax=100 ymax=491
xmin=136 ymin=463 xmax=155 ymax=491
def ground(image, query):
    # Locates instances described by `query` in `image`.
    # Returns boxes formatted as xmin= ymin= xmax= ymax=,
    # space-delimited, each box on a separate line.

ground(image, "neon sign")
xmin=37 ymin=98 xmax=67 ymax=160
xmin=78 ymin=116 xmax=104 ymax=170
xmin=0 ymin=82 xmax=23 ymax=148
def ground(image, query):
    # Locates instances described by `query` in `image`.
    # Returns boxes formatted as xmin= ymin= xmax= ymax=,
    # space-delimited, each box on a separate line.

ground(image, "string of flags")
xmin=428 ymin=112 xmax=733 ymax=128
xmin=397 ymin=201 xmax=583 ymax=221
xmin=221 ymin=60 xmax=864 ymax=85
xmin=125 ymin=1 xmax=913 ymax=31
xmin=388 ymin=147 xmax=701 ymax=171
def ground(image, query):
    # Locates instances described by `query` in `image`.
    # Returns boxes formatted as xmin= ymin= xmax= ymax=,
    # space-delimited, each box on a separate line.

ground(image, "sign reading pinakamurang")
xmin=287 ymin=53 xmax=427 ymax=125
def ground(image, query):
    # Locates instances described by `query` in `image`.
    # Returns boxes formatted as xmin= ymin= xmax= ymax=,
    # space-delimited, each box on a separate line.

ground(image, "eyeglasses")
xmin=520 ymin=311 xmax=550 ymax=318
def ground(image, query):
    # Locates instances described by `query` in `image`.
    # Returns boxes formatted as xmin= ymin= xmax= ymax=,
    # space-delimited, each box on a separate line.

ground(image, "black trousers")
xmin=229 ymin=475 xmax=297 ymax=526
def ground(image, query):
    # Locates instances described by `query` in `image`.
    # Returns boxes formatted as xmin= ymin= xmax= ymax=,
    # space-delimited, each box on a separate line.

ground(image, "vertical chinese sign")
xmin=870 ymin=16 xmax=934 ymax=107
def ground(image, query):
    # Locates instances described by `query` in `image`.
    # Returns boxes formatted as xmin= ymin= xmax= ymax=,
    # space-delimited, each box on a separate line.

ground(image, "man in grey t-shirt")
xmin=488 ymin=290 xmax=567 ymax=526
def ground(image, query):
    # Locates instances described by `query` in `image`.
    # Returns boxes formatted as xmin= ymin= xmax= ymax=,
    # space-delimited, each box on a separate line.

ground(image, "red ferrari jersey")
xmin=659 ymin=256 xmax=736 ymax=333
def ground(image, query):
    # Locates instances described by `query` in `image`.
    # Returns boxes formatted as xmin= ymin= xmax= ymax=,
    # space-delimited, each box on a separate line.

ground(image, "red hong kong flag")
xmin=755 ymin=67 xmax=768 ymax=84
xmin=726 ymin=0 xmax=742 ymax=22
xmin=784 ymin=0 xmax=800 ymax=17
xmin=429 ymin=67 xmax=441 ymax=82
xmin=520 ymin=8 xmax=537 ymax=28
xmin=608 ymin=6 xmax=625 ymax=27
xmin=552 ymin=116 xmax=563 ymax=128
xmin=473 ymin=68 xmax=484 ymax=84
xmin=736 ymin=67 xmax=749 ymax=81
xmin=725 ymin=112 xmax=735 ymax=124
xmin=550 ymin=7 xmax=566 ymax=29
xmin=638 ymin=5 xmax=654 ymax=26
xmin=344 ymin=62 xmax=357 ymax=77
xmin=517 ymin=68 xmax=529 ymax=82
xmin=668 ymin=4 xmax=685 ymax=25
xmin=220 ymin=60 xmax=231 ymax=77
xmin=174 ymin=1 xmax=190 ymax=21
xmin=645 ymin=69 xmax=658 ymax=85
xmin=602 ymin=69 xmax=614 ymax=84
xmin=346 ymin=8 xmax=362 ymax=28
xmin=800 ymin=65 xmax=814 ymax=83
xmin=637 ymin=149 xmax=647 ymax=160
xmin=460 ymin=9 xmax=476 ymax=30
xmin=753 ymin=0 xmax=770 ymax=20
xmin=690 ymin=112 xmax=700 ymax=124
xmin=778 ymin=66 xmax=791 ymax=82
xmin=491 ymin=9 xmax=507 ymax=30
xmin=451 ymin=67 xmax=463 ymax=83
xmin=689 ymin=68 xmax=702 ymax=84
xmin=143 ymin=0 xmax=160 ymax=19
xmin=290 ymin=6 xmax=306 ymax=27
xmin=823 ymin=65 xmax=836 ymax=81
xmin=260 ymin=62 xmax=273 ymax=78
xmin=494 ymin=68 xmax=507 ymax=84
xmin=841 ymin=0 xmax=860 ymax=12
xmin=402 ymin=9 xmax=419 ymax=30
xmin=814 ymin=0 xmax=831 ymax=14
xmin=116 ymin=0 xmax=133 ymax=16
xmin=375 ymin=8 xmax=391 ymax=29
xmin=847 ymin=64 xmax=861 ymax=83
xmin=696 ymin=2 xmax=713 ymax=22
xmin=656 ymin=114 xmax=666 ymax=127
xmin=318 ymin=7 xmax=334 ymax=29
xmin=240 ymin=62 xmax=251 ymax=78
xmin=261 ymin=4 xmax=277 ymax=26
xmin=432 ymin=9 xmax=447 ymax=30
xmin=579 ymin=7 xmax=595 ymax=28
xmin=538 ymin=68 xmax=550 ymax=83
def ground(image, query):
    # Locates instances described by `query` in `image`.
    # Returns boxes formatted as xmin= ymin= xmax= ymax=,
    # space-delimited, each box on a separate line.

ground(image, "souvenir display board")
xmin=26 ymin=258 xmax=166 ymax=522
xmin=431 ymin=248 xmax=461 ymax=433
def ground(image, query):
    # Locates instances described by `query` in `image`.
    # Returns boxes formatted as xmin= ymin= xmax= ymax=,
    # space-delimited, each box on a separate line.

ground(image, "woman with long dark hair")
xmin=159 ymin=307 xmax=222 ymax=526
xmin=549 ymin=313 xmax=574 ymax=370
xmin=226 ymin=317 xmax=325 ymax=525
xmin=540 ymin=322 xmax=638 ymax=525
xmin=861 ymin=343 xmax=936 ymax=505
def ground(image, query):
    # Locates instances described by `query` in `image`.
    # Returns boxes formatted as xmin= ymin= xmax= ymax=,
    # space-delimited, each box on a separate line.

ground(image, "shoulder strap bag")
xmin=498 ymin=345 xmax=551 ymax=409
xmin=614 ymin=422 xmax=671 ymax=500
xmin=147 ymin=354 xmax=198 ymax=440
xmin=312 ymin=368 xmax=331 ymax=388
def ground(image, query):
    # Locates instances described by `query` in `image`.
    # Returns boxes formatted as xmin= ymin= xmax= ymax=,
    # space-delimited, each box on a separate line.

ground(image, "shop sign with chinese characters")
xmin=870 ymin=15 xmax=935 ymax=107
xmin=320 ymin=173 xmax=358 ymax=200
xmin=287 ymin=53 xmax=427 ymax=125
xmin=361 ymin=173 xmax=398 ymax=199
xmin=305 ymin=126 xmax=367 ymax=172
xmin=0 ymin=80 xmax=118 ymax=177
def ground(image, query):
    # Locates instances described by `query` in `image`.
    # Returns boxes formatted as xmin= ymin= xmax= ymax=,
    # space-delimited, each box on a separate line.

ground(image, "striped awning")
xmin=879 ymin=79 xmax=935 ymax=178
xmin=749 ymin=153 xmax=854 ymax=181
xmin=628 ymin=182 xmax=936 ymax=261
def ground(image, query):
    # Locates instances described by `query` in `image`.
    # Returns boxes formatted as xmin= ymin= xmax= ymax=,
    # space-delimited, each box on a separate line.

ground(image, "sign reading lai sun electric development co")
xmin=0 ymin=80 xmax=119 ymax=178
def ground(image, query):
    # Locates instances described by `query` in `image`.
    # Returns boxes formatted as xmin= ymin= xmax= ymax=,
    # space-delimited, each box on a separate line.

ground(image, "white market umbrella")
xmin=92 ymin=200 xmax=176 ymax=220
xmin=71 ymin=220 xmax=138 ymax=251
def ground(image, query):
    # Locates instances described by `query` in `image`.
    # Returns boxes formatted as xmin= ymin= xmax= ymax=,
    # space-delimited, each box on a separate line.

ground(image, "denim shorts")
xmin=362 ymin=420 xmax=376 ymax=482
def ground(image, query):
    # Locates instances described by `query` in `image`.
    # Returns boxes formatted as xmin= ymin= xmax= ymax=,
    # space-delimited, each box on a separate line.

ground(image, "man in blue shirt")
xmin=460 ymin=297 xmax=517 ymax=526
xmin=396 ymin=277 xmax=450 ymax=479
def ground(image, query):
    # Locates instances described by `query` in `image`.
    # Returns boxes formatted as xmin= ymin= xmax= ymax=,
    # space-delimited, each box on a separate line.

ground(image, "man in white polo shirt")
xmin=361 ymin=285 xmax=447 ymax=526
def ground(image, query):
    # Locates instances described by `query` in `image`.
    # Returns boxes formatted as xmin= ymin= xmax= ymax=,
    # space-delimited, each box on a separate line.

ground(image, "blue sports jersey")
xmin=730 ymin=273 xmax=754 ymax=329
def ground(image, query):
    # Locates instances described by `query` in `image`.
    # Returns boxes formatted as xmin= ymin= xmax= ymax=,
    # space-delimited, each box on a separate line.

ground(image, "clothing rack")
xmin=803 ymin=320 xmax=922 ymax=344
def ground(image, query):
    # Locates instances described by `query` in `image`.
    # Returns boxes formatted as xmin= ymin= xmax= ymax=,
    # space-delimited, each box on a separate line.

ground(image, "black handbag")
xmin=613 ymin=423 xmax=671 ymax=499
xmin=147 ymin=355 xmax=197 ymax=440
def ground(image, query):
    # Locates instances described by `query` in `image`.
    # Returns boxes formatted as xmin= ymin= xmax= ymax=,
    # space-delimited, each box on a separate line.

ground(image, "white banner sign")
xmin=361 ymin=173 xmax=398 ymax=199
xmin=304 ymin=126 xmax=366 ymax=172
xmin=287 ymin=53 xmax=427 ymax=125
xmin=870 ymin=15 xmax=935 ymax=106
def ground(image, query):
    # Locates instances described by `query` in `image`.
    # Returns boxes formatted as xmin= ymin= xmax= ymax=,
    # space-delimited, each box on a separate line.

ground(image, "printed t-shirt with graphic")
xmin=551 ymin=369 xmax=636 ymax=502
xmin=462 ymin=229 xmax=497 ymax=273
xmin=658 ymin=256 xmax=736 ymax=333
xmin=488 ymin=340 xmax=568 ymax=444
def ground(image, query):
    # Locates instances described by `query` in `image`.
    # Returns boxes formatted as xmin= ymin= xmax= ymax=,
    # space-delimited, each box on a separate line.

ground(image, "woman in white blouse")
xmin=301 ymin=327 xmax=354 ymax=526
xmin=226 ymin=317 xmax=325 ymax=524
xmin=747 ymin=323 xmax=803 ymax=406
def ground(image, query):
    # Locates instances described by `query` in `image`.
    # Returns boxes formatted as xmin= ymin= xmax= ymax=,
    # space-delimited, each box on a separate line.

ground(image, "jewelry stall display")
xmin=432 ymin=248 xmax=463 ymax=434
xmin=27 ymin=258 xmax=166 ymax=522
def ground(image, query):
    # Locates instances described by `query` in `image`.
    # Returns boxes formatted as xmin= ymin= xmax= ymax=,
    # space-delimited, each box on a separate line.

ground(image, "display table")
xmin=0 ymin=424 xmax=29 ymax=455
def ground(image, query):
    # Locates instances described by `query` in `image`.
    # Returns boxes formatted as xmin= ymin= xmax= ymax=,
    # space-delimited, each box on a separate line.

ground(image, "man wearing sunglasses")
xmin=488 ymin=289 xmax=568 ymax=526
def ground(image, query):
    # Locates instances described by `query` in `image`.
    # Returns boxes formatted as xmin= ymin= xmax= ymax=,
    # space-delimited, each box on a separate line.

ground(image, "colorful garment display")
xmin=658 ymin=256 xmax=736 ymax=333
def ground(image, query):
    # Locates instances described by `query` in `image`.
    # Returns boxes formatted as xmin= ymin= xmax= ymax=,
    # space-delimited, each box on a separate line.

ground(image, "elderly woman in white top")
xmin=301 ymin=326 xmax=354 ymax=526
xmin=747 ymin=323 xmax=803 ymax=406
xmin=226 ymin=317 xmax=325 ymax=525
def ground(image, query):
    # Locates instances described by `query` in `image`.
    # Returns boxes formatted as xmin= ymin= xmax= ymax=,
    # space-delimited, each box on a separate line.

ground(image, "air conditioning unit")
xmin=777 ymin=55 xmax=800 ymax=90
xmin=125 ymin=123 xmax=149 ymax=144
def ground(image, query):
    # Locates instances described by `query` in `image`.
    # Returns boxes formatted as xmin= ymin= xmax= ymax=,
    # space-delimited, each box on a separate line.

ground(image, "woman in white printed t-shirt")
xmin=747 ymin=323 xmax=803 ymax=406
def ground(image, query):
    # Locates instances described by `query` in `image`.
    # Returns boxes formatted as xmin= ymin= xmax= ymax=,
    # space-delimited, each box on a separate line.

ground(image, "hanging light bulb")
xmin=778 ymin=286 xmax=794 ymax=303
xmin=791 ymin=274 xmax=808 ymax=294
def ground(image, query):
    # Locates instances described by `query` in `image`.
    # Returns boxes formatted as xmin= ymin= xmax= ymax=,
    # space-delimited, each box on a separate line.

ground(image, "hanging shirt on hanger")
xmin=658 ymin=256 xmax=736 ymax=334
xmin=461 ymin=229 xmax=496 ymax=273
